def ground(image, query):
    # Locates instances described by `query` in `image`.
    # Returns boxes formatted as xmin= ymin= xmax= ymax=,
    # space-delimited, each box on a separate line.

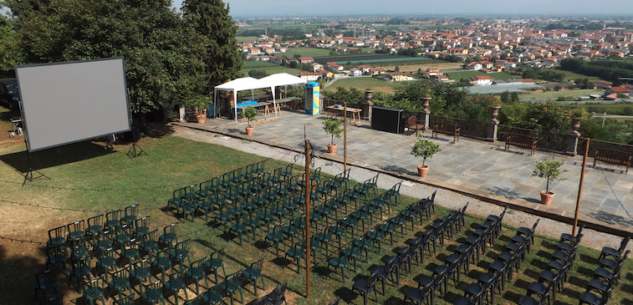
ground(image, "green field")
xmin=323 ymin=77 xmax=400 ymax=94
xmin=554 ymin=68 xmax=604 ymax=82
xmin=522 ymin=89 xmax=605 ymax=100
xmin=241 ymin=61 xmax=302 ymax=77
xmin=237 ymin=36 xmax=259 ymax=43
xmin=445 ymin=71 xmax=518 ymax=81
xmin=281 ymin=47 xmax=334 ymax=58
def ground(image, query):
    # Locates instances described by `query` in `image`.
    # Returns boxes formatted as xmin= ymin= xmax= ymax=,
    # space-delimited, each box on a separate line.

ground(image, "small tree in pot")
xmin=243 ymin=107 xmax=258 ymax=136
xmin=323 ymin=118 xmax=343 ymax=154
xmin=531 ymin=157 xmax=568 ymax=205
xmin=410 ymin=136 xmax=441 ymax=178
xmin=188 ymin=95 xmax=211 ymax=124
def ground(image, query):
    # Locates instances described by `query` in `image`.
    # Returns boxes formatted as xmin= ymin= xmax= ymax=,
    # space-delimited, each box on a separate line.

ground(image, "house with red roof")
xmin=467 ymin=75 xmax=493 ymax=86
xmin=605 ymin=87 xmax=629 ymax=96
xmin=299 ymin=57 xmax=314 ymax=64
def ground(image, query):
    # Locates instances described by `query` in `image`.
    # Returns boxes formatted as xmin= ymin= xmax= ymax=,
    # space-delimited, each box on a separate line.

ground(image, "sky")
xmin=171 ymin=0 xmax=633 ymax=18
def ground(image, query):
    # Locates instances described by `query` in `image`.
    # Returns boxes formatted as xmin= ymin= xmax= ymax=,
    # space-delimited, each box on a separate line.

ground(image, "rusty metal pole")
xmin=304 ymin=139 xmax=311 ymax=298
xmin=344 ymin=102 xmax=347 ymax=173
xmin=573 ymin=138 xmax=590 ymax=236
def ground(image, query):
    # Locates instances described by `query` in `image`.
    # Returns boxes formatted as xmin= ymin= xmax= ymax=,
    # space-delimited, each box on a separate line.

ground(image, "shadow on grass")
xmin=0 ymin=141 xmax=113 ymax=174
xmin=501 ymin=290 xmax=523 ymax=303
xmin=578 ymin=254 xmax=599 ymax=265
xmin=568 ymin=275 xmax=587 ymax=288
xmin=522 ymin=268 xmax=541 ymax=281
xmin=540 ymin=240 xmax=558 ymax=251
xmin=333 ymin=286 xmax=355 ymax=303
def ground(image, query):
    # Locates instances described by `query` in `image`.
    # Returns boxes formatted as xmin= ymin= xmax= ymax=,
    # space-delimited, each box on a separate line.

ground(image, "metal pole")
xmin=573 ymin=138 xmax=590 ymax=236
xmin=344 ymin=102 xmax=347 ymax=173
xmin=304 ymin=139 xmax=311 ymax=298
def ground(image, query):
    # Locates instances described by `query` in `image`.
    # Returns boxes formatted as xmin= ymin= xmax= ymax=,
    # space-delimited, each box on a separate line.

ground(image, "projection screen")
xmin=16 ymin=57 xmax=131 ymax=152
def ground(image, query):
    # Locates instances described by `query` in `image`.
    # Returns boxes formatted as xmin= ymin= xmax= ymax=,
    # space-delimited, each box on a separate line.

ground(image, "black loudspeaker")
xmin=371 ymin=106 xmax=404 ymax=134
xmin=123 ymin=127 xmax=141 ymax=142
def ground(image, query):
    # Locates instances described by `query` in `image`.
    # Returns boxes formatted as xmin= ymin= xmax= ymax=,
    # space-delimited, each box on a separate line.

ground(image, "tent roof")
xmin=214 ymin=77 xmax=269 ymax=91
xmin=260 ymin=73 xmax=306 ymax=88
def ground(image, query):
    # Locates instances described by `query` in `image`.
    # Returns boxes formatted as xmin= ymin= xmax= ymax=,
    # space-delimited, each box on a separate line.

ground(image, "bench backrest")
xmin=433 ymin=122 xmax=457 ymax=131
xmin=595 ymin=148 xmax=632 ymax=165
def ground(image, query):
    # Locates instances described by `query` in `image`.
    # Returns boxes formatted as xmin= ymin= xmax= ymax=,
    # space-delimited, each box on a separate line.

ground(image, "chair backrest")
xmin=391 ymin=181 xmax=402 ymax=194
xmin=113 ymin=267 xmax=131 ymax=281
xmin=328 ymin=297 xmax=341 ymax=305
xmin=35 ymin=269 xmax=57 ymax=289
xmin=619 ymin=237 xmax=630 ymax=253
xmin=84 ymin=277 xmax=105 ymax=292
xmin=135 ymin=216 xmax=150 ymax=230
xmin=430 ymin=190 xmax=437 ymax=203
xmin=532 ymin=219 xmax=540 ymax=234
xmin=251 ymin=253 xmax=266 ymax=272
xmin=116 ymin=295 xmax=135 ymax=305
xmin=125 ymin=204 xmax=138 ymax=218
xmin=367 ymin=270 xmax=379 ymax=288
xmin=177 ymin=239 xmax=191 ymax=253
xmin=143 ymin=229 xmax=158 ymax=243
xmin=67 ymin=220 xmax=85 ymax=234
xmin=87 ymin=214 xmax=104 ymax=228
xmin=269 ymin=282 xmax=287 ymax=301
xmin=164 ymin=223 xmax=178 ymax=235
xmin=497 ymin=206 xmax=508 ymax=224
xmin=40 ymin=295 xmax=63 ymax=305
xmin=408 ymin=116 xmax=416 ymax=127
xmin=398 ymin=247 xmax=410 ymax=261
xmin=214 ymin=248 xmax=226 ymax=262
xmin=107 ymin=210 xmax=123 ymax=222
xmin=385 ymin=256 xmax=397 ymax=273
xmin=48 ymin=226 xmax=66 ymax=240
xmin=461 ymin=202 xmax=469 ymax=216
xmin=148 ymin=280 xmax=162 ymax=291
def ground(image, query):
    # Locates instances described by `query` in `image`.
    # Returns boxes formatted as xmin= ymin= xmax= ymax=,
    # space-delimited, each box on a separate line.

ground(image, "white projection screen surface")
xmin=16 ymin=57 xmax=131 ymax=152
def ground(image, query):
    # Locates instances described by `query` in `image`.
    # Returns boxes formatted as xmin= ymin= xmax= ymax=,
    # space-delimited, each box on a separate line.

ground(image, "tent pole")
xmin=272 ymin=86 xmax=278 ymax=117
xmin=234 ymin=91 xmax=238 ymax=123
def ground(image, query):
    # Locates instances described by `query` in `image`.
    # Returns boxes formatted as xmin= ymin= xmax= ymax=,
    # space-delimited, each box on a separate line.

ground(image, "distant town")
xmin=236 ymin=16 xmax=633 ymax=99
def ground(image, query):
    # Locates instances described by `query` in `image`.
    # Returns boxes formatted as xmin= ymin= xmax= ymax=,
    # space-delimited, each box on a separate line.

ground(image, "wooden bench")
xmin=594 ymin=148 xmax=631 ymax=174
xmin=504 ymin=133 xmax=537 ymax=156
xmin=432 ymin=123 xmax=460 ymax=143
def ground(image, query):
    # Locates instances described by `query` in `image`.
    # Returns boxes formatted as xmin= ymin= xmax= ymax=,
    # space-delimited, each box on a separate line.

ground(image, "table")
xmin=235 ymin=102 xmax=271 ymax=120
xmin=327 ymin=106 xmax=362 ymax=125
xmin=273 ymin=97 xmax=302 ymax=112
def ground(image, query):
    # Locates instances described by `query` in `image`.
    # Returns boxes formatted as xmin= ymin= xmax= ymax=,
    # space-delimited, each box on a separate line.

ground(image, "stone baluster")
xmin=488 ymin=106 xmax=500 ymax=142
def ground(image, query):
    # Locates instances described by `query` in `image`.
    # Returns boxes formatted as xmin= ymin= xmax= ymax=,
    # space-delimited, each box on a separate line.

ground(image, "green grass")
xmin=554 ymin=68 xmax=604 ymax=82
xmin=237 ymin=36 xmax=259 ymax=42
xmin=522 ymin=89 xmax=605 ymax=100
xmin=323 ymin=77 xmax=400 ymax=94
xmin=445 ymin=71 xmax=518 ymax=81
xmin=241 ymin=61 xmax=302 ymax=77
xmin=281 ymin=47 xmax=335 ymax=58
xmin=0 ymin=119 xmax=631 ymax=305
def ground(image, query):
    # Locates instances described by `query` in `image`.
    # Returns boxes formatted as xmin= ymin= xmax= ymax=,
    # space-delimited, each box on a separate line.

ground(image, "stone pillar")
xmin=488 ymin=106 xmax=500 ymax=142
xmin=421 ymin=97 xmax=431 ymax=129
xmin=364 ymin=90 xmax=374 ymax=121
xmin=566 ymin=117 xmax=581 ymax=156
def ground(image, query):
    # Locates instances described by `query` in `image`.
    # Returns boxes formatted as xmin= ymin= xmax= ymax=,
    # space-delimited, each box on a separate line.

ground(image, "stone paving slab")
xmin=177 ymin=111 xmax=633 ymax=228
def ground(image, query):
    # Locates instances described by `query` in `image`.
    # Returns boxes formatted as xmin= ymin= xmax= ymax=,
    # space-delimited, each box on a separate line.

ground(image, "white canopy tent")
xmin=213 ymin=74 xmax=306 ymax=122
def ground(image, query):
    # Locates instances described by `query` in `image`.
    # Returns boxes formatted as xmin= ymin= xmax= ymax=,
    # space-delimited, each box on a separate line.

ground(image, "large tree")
xmin=182 ymin=0 xmax=242 ymax=95
xmin=7 ymin=0 xmax=207 ymax=114
xmin=0 ymin=14 xmax=23 ymax=74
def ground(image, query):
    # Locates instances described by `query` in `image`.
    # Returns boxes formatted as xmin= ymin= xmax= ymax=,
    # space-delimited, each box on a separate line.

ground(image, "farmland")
xmin=280 ymin=47 xmax=334 ymax=58
xmin=554 ymin=68 xmax=604 ymax=82
xmin=241 ymin=61 xmax=302 ymax=77
xmin=323 ymin=77 xmax=400 ymax=94
xmin=521 ymin=89 xmax=605 ymax=100
xmin=236 ymin=36 xmax=259 ymax=42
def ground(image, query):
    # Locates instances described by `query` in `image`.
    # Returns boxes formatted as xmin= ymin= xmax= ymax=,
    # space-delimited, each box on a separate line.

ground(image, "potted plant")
xmin=323 ymin=118 xmax=343 ymax=154
xmin=243 ymin=107 xmax=258 ymax=136
xmin=531 ymin=157 xmax=568 ymax=205
xmin=410 ymin=136 xmax=441 ymax=178
xmin=188 ymin=95 xmax=211 ymax=124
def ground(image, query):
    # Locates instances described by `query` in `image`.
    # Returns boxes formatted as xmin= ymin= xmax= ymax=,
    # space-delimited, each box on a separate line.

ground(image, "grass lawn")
xmin=241 ymin=61 xmax=302 ymax=77
xmin=554 ymin=68 xmax=604 ymax=82
xmin=445 ymin=71 xmax=519 ymax=81
xmin=0 ymin=111 xmax=631 ymax=305
xmin=522 ymin=89 xmax=605 ymax=100
xmin=237 ymin=36 xmax=259 ymax=43
xmin=281 ymin=47 xmax=335 ymax=58
xmin=323 ymin=77 xmax=400 ymax=94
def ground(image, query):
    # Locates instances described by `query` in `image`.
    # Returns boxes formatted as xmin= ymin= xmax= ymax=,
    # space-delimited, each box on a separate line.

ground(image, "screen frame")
xmin=15 ymin=57 xmax=131 ymax=152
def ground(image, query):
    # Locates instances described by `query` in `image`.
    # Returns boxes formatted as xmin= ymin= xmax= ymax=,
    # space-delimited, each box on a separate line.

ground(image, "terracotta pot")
xmin=245 ymin=126 xmax=254 ymax=136
xmin=327 ymin=143 xmax=337 ymax=154
xmin=417 ymin=165 xmax=429 ymax=178
xmin=196 ymin=113 xmax=206 ymax=124
xmin=540 ymin=191 xmax=555 ymax=205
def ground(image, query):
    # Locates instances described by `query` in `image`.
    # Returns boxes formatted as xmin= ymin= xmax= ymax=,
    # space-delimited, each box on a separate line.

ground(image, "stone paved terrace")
xmin=175 ymin=110 xmax=633 ymax=231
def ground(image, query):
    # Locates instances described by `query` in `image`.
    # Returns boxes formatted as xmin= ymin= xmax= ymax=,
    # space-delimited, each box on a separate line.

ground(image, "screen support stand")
xmin=126 ymin=143 xmax=147 ymax=160
xmin=22 ymin=139 xmax=49 ymax=187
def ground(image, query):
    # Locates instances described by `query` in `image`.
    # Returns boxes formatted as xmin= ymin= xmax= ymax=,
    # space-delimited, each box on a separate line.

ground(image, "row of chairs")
xmin=579 ymin=237 xmax=630 ymax=305
xmin=519 ymin=224 xmax=582 ymax=305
